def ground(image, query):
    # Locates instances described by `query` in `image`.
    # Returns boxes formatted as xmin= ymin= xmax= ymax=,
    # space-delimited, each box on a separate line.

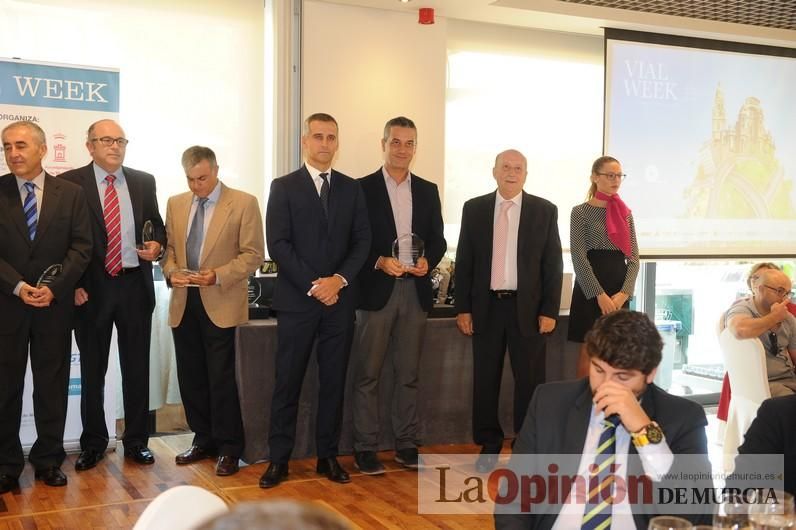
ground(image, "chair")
xmin=718 ymin=328 xmax=770 ymax=472
xmin=133 ymin=485 xmax=228 ymax=530
xmin=715 ymin=314 xmax=730 ymax=445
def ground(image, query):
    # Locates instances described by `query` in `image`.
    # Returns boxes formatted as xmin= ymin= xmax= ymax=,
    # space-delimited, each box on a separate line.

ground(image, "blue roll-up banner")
xmin=0 ymin=57 xmax=120 ymax=452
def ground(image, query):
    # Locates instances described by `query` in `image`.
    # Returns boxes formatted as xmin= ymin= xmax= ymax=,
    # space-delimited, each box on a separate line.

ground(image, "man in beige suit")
xmin=162 ymin=146 xmax=264 ymax=476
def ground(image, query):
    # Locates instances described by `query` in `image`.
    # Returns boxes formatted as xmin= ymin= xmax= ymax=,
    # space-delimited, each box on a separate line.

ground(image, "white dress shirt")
xmin=551 ymin=406 xmax=674 ymax=530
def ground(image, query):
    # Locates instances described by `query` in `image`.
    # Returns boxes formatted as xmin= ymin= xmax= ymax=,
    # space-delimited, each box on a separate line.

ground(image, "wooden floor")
xmin=0 ymin=436 xmax=495 ymax=529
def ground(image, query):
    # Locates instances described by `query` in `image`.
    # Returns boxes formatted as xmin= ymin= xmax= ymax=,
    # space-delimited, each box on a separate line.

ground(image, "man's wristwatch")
xmin=631 ymin=421 xmax=664 ymax=447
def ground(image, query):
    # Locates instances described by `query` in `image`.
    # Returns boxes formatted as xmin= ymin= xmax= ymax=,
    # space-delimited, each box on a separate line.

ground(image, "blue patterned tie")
xmin=186 ymin=197 xmax=208 ymax=271
xmin=581 ymin=414 xmax=621 ymax=530
xmin=23 ymin=181 xmax=37 ymax=241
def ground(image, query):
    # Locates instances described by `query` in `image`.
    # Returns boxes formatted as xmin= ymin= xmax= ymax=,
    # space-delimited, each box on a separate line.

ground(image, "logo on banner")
xmin=53 ymin=133 xmax=67 ymax=163
xmin=14 ymin=76 xmax=108 ymax=103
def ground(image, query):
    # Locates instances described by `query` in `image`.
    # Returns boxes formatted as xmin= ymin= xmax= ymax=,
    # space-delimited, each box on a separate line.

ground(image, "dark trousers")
xmin=351 ymin=281 xmax=427 ymax=452
xmin=75 ymin=270 xmax=151 ymax=451
xmin=472 ymin=297 xmax=546 ymax=451
xmin=172 ymin=288 xmax=243 ymax=457
xmin=0 ymin=308 xmax=71 ymax=477
xmin=268 ymin=303 xmax=354 ymax=463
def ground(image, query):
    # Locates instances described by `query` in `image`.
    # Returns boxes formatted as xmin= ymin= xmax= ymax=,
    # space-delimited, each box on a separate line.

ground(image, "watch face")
xmin=647 ymin=424 xmax=664 ymax=444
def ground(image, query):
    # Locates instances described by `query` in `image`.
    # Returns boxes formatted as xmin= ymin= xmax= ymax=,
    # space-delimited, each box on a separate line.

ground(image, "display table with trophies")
xmin=234 ymin=311 xmax=577 ymax=464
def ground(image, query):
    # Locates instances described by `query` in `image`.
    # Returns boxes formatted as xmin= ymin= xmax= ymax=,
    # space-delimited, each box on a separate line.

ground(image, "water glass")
xmin=648 ymin=515 xmax=694 ymax=529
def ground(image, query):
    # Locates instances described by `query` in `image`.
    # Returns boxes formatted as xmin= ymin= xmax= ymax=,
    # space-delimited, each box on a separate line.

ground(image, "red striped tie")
xmin=103 ymin=175 xmax=122 ymax=276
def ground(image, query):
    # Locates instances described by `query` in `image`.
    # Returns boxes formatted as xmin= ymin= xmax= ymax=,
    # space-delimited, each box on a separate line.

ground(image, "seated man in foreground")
xmin=726 ymin=268 xmax=796 ymax=397
xmin=495 ymin=310 xmax=711 ymax=529
xmin=734 ymin=394 xmax=796 ymax=496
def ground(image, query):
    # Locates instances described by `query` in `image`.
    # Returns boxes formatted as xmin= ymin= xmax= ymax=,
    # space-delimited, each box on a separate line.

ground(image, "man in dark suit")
xmin=261 ymin=113 xmax=371 ymax=488
xmin=455 ymin=149 xmax=563 ymax=472
xmin=0 ymin=121 xmax=92 ymax=491
xmin=495 ymin=311 xmax=712 ymax=529
xmin=60 ymin=119 xmax=165 ymax=470
xmin=734 ymin=394 xmax=796 ymax=496
xmin=351 ymin=116 xmax=445 ymax=474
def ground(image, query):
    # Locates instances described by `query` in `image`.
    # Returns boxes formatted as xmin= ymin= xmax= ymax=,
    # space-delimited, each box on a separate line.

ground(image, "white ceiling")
xmin=314 ymin=0 xmax=796 ymax=47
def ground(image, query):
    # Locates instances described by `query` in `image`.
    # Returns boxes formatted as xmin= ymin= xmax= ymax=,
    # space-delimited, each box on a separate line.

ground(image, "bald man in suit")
xmin=455 ymin=149 xmax=563 ymax=472
xmin=60 ymin=119 xmax=166 ymax=470
xmin=162 ymin=146 xmax=264 ymax=477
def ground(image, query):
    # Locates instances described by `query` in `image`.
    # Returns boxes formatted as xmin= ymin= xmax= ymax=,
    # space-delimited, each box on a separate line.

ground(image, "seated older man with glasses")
xmin=726 ymin=267 xmax=796 ymax=396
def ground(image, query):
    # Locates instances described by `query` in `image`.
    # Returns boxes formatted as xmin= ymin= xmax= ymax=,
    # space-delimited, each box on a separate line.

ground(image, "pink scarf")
xmin=595 ymin=191 xmax=632 ymax=258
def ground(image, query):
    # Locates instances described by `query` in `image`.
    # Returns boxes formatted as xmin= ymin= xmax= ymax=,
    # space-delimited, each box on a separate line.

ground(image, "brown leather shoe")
xmin=215 ymin=456 xmax=240 ymax=476
xmin=175 ymin=445 xmax=217 ymax=465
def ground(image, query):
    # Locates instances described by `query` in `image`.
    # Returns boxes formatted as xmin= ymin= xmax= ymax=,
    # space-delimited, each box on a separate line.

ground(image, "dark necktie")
xmin=23 ymin=181 xmax=37 ymax=241
xmin=103 ymin=175 xmax=122 ymax=276
xmin=186 ymin=197 xmax=209 ymax=270
xmin=581 ymin=414 xmax=621 ymax=529
xmin=319 ymin=172 xmax=330 ymax=217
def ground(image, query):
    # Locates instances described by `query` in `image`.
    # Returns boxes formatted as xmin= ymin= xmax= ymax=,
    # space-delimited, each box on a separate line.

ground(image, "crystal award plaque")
xmin=392 ymin=233 xmax=425 ymax=268
xmin=248 ymin=276 xmax=262 ymax=307
xmin=136 ymin=220 xmax=154 ymax=250
xmin=36 ymin=263 xmax=63 ymax=288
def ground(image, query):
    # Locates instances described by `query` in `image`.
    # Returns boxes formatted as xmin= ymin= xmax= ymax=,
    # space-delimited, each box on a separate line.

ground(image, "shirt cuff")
xmin=13 ymin=281 xmax=25 ymax=297
xmin=334 ymin=273 xmax=348 ymax=287
xmin=636 ymin=440 xmax=674 ymax=482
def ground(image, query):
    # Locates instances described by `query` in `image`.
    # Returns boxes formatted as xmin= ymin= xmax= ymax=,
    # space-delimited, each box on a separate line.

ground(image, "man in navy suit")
xmin=350 ymin=117 xmax=445 ymax=474
xmin=495 ymin=311 xmax=712 ymax=529
xmin=60 ymin=120 xmax=165 ymax=470
xmin=455 ymin=149 xmax=563 ymax=472
xmin=262 ymin=113 xmax=371 ymax=488
xmin=0 ymin=121 xmax=92 ymax=491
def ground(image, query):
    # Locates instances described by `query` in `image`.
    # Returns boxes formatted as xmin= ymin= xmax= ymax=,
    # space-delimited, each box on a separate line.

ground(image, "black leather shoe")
xmin=75 ymin=449 xmax=105 ymax=471
xmin=175 ymin=445 xmax=217 ymax=465
xmin=354 ymin=451 xmax=385 ymax=476
xmin=124 ymin=445 xmax=155 ymax=465
xmin=215 ymin=456 xmax=240 ymax=476
xmin=259 ymin=462 xmax=288 ymax=488
xmin=316 ymin=457 xmax=350 ymax=484
xmin=34 ymin=467 xmax=67 ymax=487
xmin=0 ymin=474 xmax=19 ymax=493
xmin=395 ymin=447 xmax=419 ymax=470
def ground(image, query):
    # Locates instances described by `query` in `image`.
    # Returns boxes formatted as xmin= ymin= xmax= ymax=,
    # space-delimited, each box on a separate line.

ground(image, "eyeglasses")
xmin=91 ymin=136 xmax=129 ymax=147
xmin=596 ymin=172 xmax=627 ymax=181
xmin=762 ymin=284 xmax=794 ymax=298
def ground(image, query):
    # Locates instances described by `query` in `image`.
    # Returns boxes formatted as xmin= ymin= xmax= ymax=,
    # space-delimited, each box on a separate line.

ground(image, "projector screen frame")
xmin=603 ymin=28 xmax=796 ymax=260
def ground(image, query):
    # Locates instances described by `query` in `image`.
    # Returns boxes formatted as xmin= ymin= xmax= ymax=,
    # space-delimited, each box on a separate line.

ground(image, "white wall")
xmin=302 ymin=1 xmax=447 ymax=192
xmin=302 ymin=2 xmax=604 ymax=250
xmin=0 ymin=0 xmax=264 ymax=207
xmin=445 ymin=19 xmax=604 ymax=249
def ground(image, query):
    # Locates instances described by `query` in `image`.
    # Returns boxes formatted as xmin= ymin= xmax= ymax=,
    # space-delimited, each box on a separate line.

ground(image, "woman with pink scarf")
xmin=569 ymin=156 xmax=639 ymax=375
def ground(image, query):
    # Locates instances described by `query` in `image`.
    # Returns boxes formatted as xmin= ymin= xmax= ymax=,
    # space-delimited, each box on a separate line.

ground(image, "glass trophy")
xmin=248 ymin=276 xmax=262 ymax=307
xmin=392 ymin=233 xmax=425 ymax=268
xmin=174 ymin=268 xmax=201 ymax=287
xmin=136 ymin=220 xmax=154 ymax=251
xmin=36 ymin=263 xmax=63 ymax=288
